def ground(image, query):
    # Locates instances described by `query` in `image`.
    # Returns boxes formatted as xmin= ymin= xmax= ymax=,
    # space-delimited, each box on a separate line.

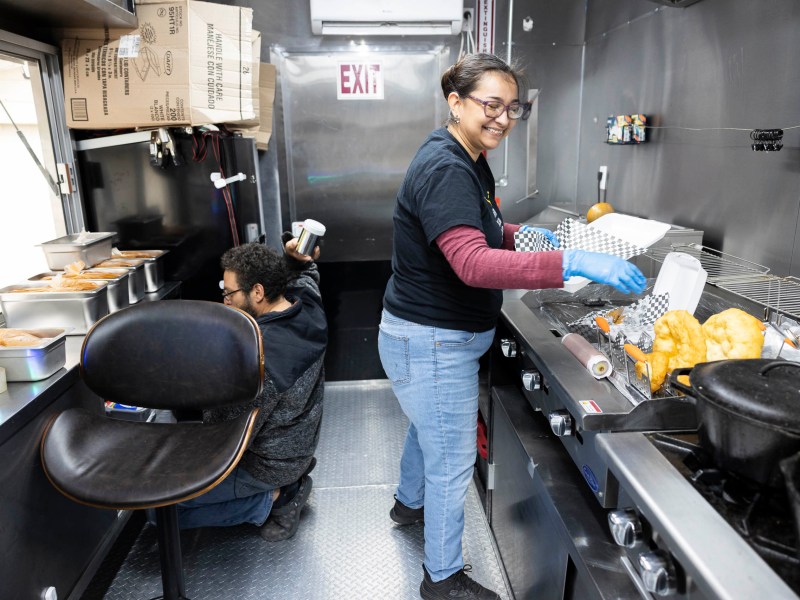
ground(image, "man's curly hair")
xmin=220 ymin=243 xmax=289 ymax=302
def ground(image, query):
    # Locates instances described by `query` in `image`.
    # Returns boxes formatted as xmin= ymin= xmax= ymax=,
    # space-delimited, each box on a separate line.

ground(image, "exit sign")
xmin=337 ymin=62 xmax=384 ymax=100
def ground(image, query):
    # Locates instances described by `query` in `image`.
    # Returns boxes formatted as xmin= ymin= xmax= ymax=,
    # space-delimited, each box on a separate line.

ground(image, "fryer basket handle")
xmin=668 ymin=367 xmax=695 ymax=396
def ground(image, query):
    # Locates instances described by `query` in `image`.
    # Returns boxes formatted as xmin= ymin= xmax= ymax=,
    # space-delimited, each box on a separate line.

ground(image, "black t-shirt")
xmin=383 ymin=128 xmax=503 ymax=332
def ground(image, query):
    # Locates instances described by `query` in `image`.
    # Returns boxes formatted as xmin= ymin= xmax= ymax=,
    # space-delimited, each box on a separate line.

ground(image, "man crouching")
xmin=177 ymin=234 xmax=327 ymax=542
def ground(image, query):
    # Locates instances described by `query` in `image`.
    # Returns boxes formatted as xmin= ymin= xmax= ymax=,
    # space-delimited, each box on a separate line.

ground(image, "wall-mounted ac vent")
xmin=310 ymin=0 xmax=464 ymax=36
xmin=644 ymin=0 xmax=704 ymax=7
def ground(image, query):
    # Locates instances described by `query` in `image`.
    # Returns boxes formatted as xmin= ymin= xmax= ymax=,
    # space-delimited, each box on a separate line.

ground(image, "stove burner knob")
xmin=548 ymin=411 xmax=573 ymax=436
xmin=607 ymin=509 xmax=642 ymax=548
xmin=500 ymin=339 xmax=517 ymax=357
xmin=521 ymin=369 xmax=541 ymax=391
xmin=638 ymin=550 xmax=678 ymax=596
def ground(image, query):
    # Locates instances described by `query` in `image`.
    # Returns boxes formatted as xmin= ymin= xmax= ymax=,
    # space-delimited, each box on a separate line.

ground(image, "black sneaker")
xmin=259 ymin=475 xmax=313 ymax=542
xmin=389 ymin=495 xmax=424 ymax=525
xmin=420 ymin=564 xmax=500 ymax=600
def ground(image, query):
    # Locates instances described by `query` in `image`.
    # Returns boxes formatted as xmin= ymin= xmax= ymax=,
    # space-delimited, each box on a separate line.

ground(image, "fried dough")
xmin=634 ymin=310 xmax=706 ymax=393
xmin=702 ymin=307 xmax=764 ymax=360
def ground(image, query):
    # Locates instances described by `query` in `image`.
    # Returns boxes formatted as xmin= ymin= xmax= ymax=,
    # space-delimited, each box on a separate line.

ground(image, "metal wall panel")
xmin=576 ymin=0 xmax=800 ymax=275
xmin=508 ymin=0 xmax=587 ymax=217
xmin=272 ymin=46 xmax=448 ymax=262
xmin=78 ymin=133 xmax=261 ymax=300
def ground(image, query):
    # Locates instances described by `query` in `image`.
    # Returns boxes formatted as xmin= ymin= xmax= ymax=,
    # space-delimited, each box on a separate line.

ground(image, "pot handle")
xmin=760 ymin=360 xmax=800 ymax=376
xmin=668 ymin=367 xmax=696 ymax=396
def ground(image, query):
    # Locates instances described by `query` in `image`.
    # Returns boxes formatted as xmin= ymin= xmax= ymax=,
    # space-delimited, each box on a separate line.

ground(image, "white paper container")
xmin=589 ymin=213 xmax=671 ymax=248
xmin=653 ymin=252 xmax=708 ymax=315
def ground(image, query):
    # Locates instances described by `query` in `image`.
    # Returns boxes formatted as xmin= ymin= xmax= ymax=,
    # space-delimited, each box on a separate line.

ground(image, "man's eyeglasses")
xmin=465 ymin=95 xmax=531 ymax=120
xmin=219 ymin=280 xmax=244 ymax=299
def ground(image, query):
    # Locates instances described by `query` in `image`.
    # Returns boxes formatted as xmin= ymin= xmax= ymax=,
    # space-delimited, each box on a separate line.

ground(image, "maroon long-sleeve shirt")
xmin=435 ymin=223 xmax=564 ymax=290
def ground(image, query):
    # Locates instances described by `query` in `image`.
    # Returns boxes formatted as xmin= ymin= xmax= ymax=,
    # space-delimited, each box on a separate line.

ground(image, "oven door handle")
xmin=620 ymin=556 xmax=656 ymax=600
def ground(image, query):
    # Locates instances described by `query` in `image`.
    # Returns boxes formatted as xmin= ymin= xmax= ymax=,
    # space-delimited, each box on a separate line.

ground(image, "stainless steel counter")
xmin=0 ymin=281 xmax=180 ymax=600
xmin=489 ymin=283 xmax=800 ymax=599
xmin=0 ymin=280 xmax=180 ymax=444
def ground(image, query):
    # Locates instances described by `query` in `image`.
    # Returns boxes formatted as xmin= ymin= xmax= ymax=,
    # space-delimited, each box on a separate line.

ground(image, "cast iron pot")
xmin=670 ymin=359 xmax=800 ymax=487
xmin=779 ymin=451 xmax=800 ymax=561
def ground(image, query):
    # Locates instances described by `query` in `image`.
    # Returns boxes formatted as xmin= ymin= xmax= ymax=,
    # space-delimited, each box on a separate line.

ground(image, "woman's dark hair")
xmin=220 ymin=243 xmax=289 ymax=302
xmin=441 ymin=53 xmax=527 ymax=124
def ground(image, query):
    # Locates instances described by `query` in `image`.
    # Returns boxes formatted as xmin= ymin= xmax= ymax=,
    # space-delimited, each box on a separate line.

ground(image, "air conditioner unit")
xmin=310 ymin=0 xmax=464 ymax=36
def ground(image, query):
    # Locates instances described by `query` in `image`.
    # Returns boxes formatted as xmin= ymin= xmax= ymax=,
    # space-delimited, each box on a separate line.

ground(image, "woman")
xmin=378 ymin=53 xmax=645 ymax=600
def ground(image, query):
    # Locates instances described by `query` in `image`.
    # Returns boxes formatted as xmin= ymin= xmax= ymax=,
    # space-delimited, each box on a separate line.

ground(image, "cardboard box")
xmin=61 ymin=0 xmax=255 ymax=129
xmin=254 ymin=62 xmax=276 ymax=151
xmin=228 ymin=30 xmax=261 ymax=129
xmin=234 ymin=62 xmax=276 ymax=151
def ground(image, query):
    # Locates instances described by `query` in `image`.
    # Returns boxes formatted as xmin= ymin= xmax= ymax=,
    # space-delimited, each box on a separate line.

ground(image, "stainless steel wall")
xmin=224 ymin=0 xmax=800 ymax=275
xmin=572 ymin=0 xmax=799 ymax=276
xmin=222 ymin=0 xmax=547 ymax=261
xmin=468 ymin=0 xmax=800 ymax=276
xmin=271 ymin=46 xmax=449 ymax=262
xmin=498 ymin=0 xmax=587 ymax=224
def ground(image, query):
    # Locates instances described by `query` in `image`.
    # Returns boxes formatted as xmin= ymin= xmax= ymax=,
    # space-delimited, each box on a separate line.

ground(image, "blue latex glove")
xmin=519 ymin=224 xmax=560 ymax=248
xmin=562 ymin=249 xmax=646 ymax=294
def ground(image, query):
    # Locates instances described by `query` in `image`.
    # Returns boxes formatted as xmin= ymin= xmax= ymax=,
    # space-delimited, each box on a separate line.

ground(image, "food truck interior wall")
xmin=2 ymin=0 xmax=797 ymax=379
xmin=234 ymin=0 xmax=800 ymax=380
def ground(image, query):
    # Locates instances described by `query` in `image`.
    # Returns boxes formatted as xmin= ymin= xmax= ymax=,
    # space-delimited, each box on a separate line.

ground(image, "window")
xmin=0 ymin=30 xmax=83 ymax=298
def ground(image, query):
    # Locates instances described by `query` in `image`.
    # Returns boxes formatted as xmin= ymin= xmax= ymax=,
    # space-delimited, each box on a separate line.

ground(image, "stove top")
xmin=648 ymin=433 xmax=800 ymax=595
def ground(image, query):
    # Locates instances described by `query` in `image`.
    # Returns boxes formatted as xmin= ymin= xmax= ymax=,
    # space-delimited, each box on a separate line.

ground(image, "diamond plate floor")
xmin=96 ymin=380 xmax=511 ymax=600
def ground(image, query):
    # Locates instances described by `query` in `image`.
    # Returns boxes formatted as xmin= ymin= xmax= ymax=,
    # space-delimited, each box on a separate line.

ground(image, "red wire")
xmin=191 ymin=131 xmax=240 ymax=246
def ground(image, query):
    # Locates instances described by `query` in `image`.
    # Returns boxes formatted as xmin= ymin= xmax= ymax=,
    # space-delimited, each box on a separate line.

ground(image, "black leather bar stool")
xmin=40 ymin=300 xmax=264 ymax=600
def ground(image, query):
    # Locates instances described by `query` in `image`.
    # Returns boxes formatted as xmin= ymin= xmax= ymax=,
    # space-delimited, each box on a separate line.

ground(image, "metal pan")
xmin=0 ymin=328 xmax=67 ymax=381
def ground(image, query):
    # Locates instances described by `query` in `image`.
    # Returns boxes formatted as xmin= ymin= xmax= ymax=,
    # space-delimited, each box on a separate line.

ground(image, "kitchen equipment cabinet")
xmin=490 ymin=385 xmax=639 ymax=600
xmin=0 ymin=376 xmax=123 ymax=599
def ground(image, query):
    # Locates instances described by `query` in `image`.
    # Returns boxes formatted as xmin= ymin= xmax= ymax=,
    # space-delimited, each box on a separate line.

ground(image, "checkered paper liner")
xmin=565 ymin=292 xmax=670 ymax=341
xmin=555 ymin=218 xmax=647 ymax=259
xmin=514 ymin=218 xmax=647 ymax=260
xmin=513 ymin=229 xmax=557 ymax=252
xmin=625 ymin=292 xmax=670 ymax=327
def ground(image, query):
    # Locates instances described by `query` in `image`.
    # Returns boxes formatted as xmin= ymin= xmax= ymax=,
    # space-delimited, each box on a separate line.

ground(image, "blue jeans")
xmin=378 ymin=309 xmax=495 ymax=582
xmin=176 ymin=465 xmax=277 ymax=529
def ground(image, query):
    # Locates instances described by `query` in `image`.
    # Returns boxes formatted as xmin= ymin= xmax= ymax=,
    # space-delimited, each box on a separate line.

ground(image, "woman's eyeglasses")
xmin=465 ymin=95 xmax=531 ymax=120
xmin=219 ymin=280 xmax=244 ymax=299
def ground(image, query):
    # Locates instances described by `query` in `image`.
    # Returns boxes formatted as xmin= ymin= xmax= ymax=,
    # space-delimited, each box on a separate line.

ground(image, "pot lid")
xmin=690 ymin=359 xmax=800 ymax=434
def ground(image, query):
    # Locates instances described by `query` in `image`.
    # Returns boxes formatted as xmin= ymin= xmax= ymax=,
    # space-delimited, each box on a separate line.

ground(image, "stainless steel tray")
xmin=92 ymin=259 xmax=146 ymax=303
xmin=0 ymin=328 xmax=67 ymax=381
xmin=37 ymin=232 xmax=116 ymax=270
xmin=0 ymin=282 xmax=109 ymax=334
xmin=29 ymin=269 xmax=131 ymax=313
xmin=112 ymin=250 xmax=168 ymax=292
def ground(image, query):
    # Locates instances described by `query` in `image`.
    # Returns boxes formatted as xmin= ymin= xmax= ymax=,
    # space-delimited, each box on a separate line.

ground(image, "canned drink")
xmin=296 ymin=219 xmax=326 ymax=256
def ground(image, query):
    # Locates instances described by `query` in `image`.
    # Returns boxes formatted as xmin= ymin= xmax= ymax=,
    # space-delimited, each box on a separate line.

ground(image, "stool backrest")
xmin=80 ymin=300 xmax=264 ymax=410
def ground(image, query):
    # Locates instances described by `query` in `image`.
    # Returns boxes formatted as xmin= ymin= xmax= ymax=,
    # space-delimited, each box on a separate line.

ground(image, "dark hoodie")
xmin=204 ymin=256 xmax=327 ymax=487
